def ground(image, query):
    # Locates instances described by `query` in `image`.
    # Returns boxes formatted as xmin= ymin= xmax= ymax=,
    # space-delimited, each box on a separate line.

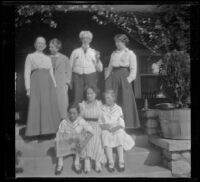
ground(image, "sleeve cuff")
xmin=127 ymin=77 xmax=132 ymax=83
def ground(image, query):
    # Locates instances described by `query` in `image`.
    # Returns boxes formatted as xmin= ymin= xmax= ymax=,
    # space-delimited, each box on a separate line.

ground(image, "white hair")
xmin=79 ymin=30 xmax=93 ymax=40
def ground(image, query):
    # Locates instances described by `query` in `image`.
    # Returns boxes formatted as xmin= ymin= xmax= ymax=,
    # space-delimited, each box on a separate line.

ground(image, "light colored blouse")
xmin=107 ymin=48 xmax=137 ymax=83
xmin=100 ymin=104 xmax=125 ymax=128
xmin=79 ymin=100 xmax=102 ymax=121
xmin=58 ymin=117 xmax=94 ymax=135
xmin=70 ymin=47 xmax=103 ymax=75
xmin=50 ymin=53 xmax=71 ymax=86
xmin=24 ymin=51 xmax=54 ymax=90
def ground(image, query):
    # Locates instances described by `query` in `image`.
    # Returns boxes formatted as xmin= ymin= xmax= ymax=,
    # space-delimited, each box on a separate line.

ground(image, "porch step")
xmin=16 ymin=125 xmax=149 ymax=147
xmin=16 ymin=155 xmax=171 ymax=177
xmin=16 ymin=125 xmax=171 ymax=177
xmin=16 ymin=137 xmax=161 ymax=166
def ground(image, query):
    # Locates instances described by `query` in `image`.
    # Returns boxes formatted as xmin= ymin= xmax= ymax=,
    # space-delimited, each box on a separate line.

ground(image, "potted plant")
xmin=157 ymin=50 xmax=190 ymax=139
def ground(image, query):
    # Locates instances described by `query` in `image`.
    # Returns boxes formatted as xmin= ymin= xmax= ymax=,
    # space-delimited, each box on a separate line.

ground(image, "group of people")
xmin=23 ymin=30 xmax=140 ymax=174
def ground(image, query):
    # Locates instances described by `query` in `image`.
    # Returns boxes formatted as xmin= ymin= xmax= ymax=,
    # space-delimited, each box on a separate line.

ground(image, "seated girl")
xmin=55 ymin=105 xmax=94 ymax=175
xmin=100 ymin=89 xmax=135 ymax=172
xmin=79 ymin=85 xmax=106 ymax=173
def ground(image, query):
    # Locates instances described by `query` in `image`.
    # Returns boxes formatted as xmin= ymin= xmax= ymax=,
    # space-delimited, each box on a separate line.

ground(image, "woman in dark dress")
xmin=105 ymin=34 xmax=140 ymax=128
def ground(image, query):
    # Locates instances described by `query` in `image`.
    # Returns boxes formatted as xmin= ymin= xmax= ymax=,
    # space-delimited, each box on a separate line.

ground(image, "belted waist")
xmin=112 ymin=67 xmax=129 ymax=71
xmin=84 ymin=118 xmax=98 ymax=122
xmin=31 ymin=68 xmax=49 ymax=74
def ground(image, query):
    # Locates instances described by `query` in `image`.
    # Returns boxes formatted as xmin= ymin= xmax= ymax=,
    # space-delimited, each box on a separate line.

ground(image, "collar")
xmin=51 ymin=52 xmax=60 ymax=57
xmin=81 ymin=46 xmax=91 ymax=52
xmin=115 ymin=48 xmax=129 ymax=53
xmin=35 ymin=51 xmax=44 ymax=55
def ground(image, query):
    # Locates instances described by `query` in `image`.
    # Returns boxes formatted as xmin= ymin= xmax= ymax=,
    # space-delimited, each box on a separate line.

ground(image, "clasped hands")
xmin=100 ymin=123 xmax=121 ymax=133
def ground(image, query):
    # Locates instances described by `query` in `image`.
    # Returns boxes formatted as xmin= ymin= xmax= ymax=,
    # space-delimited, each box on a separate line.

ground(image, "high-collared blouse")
xmin=24 ymin=51 xmax=53 ymax=90
xmin=107 ymin=48 xmax=137 ymax=83
xmin=100 ymin=104 xmax=125 ymax=128
xmin=58 ymin=117 xmax=94 ymax=135
xmin=70 ymin=47 xmax=103 ymax=75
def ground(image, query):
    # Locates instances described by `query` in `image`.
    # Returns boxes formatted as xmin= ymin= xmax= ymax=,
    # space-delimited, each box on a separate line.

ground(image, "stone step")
xmin=16 ymin=137 xmax=161 ymax=166
xmin=128 ymin=129 xmax=149 ymax=147
xmin=16 ymin=139 xmax=55 ymax=158
xmin=16 ymin=155 xmax=171 ymax=177
xmin=16 ymin=125 xmax=149 ymax=147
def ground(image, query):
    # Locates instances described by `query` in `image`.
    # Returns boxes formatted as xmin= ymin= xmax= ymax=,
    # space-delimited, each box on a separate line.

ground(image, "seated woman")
xmin=100 ymin=89 xmax=135 ymax=172
xmin=55 ymin=105 xmax=94 ymax=175
xmin=79 ymin=85 xmax=107 ymax=173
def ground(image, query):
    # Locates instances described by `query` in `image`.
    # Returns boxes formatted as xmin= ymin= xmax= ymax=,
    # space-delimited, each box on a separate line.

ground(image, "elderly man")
xmin=70 ymin=30 xmax=103 ymax=106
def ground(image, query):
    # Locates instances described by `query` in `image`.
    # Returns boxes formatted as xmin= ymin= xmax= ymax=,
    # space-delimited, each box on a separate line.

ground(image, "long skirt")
xmin=72 ymin=72 xmax=98 ymax=106
xmin=25 ymin=69 xmax=60 ymax=136
xmin=80 ymin=122 xmax=107 ymax=164
xmin=56 ymin=85 xmax=68 ymax=120
xmin=105 ymin=67 xmax=140 ymax=128
xmin=102 ymin=129 xmax=135 ymax=151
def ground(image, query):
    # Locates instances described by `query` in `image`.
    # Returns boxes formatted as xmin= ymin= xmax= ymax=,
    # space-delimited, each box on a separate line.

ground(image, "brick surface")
xmin=162 ymin=157 xmax=190 ymax=176
xmin=171 ymin=160 xmax=191 ymax=176
xmin=181 ymin=151 xmax=191 ymax=162
xmin=163 ymin=150 xmax=181 ymax=160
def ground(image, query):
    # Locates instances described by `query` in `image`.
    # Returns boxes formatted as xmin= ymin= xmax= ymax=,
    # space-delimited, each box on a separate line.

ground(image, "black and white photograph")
xmin=2 ymin=1 xmax=197 ymax=178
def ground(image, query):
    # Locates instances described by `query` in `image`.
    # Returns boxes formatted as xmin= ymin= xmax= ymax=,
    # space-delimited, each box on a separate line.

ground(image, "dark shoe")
xmin=118 ymin=161 xmax=125 ymax=172
xmin=55 ymin=165 xmax=63 ymax=175
xmin=107 ymin=162 xmax=115 ymax=173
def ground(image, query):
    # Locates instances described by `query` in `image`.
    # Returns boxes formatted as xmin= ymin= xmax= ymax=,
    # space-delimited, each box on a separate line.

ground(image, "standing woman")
xmin=49 ymin=38 xmax=71 ymax=120
xmin=24 ymin=37 xmax=60 ymax=138
xmin=105 ymin=34 xmax=140 ymax=128
xmin=70 ymin=30 xmax=103 ymax=106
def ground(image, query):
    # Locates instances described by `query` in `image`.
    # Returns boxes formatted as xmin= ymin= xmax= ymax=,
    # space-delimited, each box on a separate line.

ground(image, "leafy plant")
xmin=159 ymin=50 xmax=190 ymax=108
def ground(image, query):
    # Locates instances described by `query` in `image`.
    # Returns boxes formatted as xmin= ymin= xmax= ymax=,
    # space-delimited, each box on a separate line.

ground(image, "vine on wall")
xmin=15 ymin=4 xmax=190 ymax=56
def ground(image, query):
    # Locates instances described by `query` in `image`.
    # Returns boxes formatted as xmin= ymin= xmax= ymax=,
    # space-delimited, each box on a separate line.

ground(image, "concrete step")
xmin=16 ymin=125 xmax=149 ymax=147
xmin=16 ymin=137 xmax=161 ymax=166
xmin=127 ymin=129 xmax=149 ymax=147
xmin=16 ymin=139 xmax=55 ymax=158
xmin=16 ymin=155 xmax=171 ymax=177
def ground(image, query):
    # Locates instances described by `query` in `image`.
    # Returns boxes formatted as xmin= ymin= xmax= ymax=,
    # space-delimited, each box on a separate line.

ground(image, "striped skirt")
xmin=80 ymin=121 xmax=107 ymax=164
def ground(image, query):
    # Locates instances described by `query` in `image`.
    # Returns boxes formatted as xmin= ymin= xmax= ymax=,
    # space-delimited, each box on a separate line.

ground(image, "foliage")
xmin=159 ymin=50 xmax=190 ymax=108
xmin=15 ymin=5 xmax=191 ymax=107
xmin=92 ymin=4 xmax=190 ymax=55
xmin=15 ymin=4 xmax=190 ymax=55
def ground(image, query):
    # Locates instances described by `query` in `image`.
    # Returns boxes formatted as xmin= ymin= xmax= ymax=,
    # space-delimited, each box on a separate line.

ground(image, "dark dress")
xmin=105 ymin=49 xmax=140 ymax=128
xmin=26 ymin=69 xmax=60 ymax=136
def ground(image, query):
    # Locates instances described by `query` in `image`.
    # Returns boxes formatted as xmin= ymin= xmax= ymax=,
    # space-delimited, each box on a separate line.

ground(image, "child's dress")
xmin=100 ymin=104 xmax=135 ymax=151
xmin=79 ymin=100 xmax=107 ymax=164
xmin=55 ymin=117 xmax=94 ymax=158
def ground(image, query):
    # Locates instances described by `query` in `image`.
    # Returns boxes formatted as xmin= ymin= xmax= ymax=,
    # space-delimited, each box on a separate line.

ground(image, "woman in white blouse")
xmin=70 ymin=30 xmax=103 ymax=106
xmin=105 ymin=34 xmax=140 ymax=128
xmin=24 ymin=37 xmax=60 ymax=139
